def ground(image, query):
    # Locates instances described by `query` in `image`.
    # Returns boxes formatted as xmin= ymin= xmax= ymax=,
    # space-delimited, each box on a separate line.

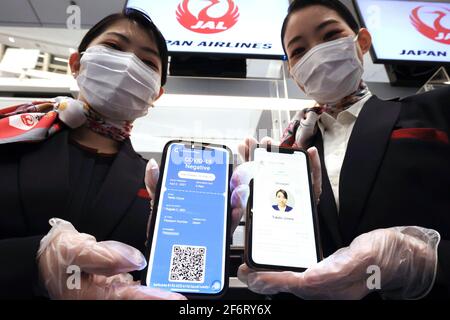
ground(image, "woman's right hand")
xmin=237 ymin=136 xmax=275 ymax=162
xmin=37 ymin=218 xmax=186 ymax=300
xmin=231 ymin=137 xmax=323 ymax=231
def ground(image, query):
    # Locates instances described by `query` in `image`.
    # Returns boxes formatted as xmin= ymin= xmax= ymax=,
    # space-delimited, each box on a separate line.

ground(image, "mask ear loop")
xmin=352 ymin=32 xmax=363 ymax=65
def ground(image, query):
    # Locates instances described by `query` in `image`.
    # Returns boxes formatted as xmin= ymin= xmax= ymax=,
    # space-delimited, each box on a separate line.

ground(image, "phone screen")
xmin=146 ymin=142 xmax=230 ymax=295
xmin=251 ymin=147 xmax=319 ymax=270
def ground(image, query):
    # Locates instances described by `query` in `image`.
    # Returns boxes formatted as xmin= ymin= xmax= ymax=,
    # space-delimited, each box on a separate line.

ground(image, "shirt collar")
xmin=319 ymin=93 xmax=372 ymax=130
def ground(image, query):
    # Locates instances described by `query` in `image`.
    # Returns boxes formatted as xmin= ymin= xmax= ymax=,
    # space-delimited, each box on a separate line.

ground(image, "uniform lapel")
xmin=312 ymin=131 xmax=343 ymax=250
xmin=19 ymin=130 xmax=70 ymax=234
xmin=0 ymin=144 xmax=26 ymax=236
xmin=79 ymin=139 xmax=145 ymax=240
xmin=338 ymin=96 xmax=401 ymax=244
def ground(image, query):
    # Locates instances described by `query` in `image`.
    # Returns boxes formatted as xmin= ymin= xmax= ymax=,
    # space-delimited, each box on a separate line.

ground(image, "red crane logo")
xmin=20 ymin=114 xmax=36 ymax=127
xmin=176 ymin=0 xmax=240 ymax=34
xmin=410 ymin=5 xmax=450 ymax=44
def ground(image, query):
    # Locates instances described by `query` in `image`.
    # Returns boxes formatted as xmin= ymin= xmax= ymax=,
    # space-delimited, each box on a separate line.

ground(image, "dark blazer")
xmin=312 ymin=86 xmax=450 ymax=298
xmin=0 ymin=129 xmax=150 ymax=299
xmin=272 ymin=205 xmax=293 ymax=212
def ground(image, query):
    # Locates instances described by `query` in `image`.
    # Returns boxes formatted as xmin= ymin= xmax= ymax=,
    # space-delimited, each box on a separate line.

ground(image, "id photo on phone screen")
xmin=272 ymin=189 xmax=294 ymax=212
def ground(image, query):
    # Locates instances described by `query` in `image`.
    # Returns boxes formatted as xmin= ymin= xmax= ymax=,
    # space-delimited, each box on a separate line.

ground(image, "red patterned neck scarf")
xmin=85 ymin=108 xmax=133 ymax=142
xmin=321 ymin=81 xmax=371 ymax=118
xmin=280 ymin=81 xmax=371 ymax=148
xmin=0 ymin=97 xmax=132 ymax=144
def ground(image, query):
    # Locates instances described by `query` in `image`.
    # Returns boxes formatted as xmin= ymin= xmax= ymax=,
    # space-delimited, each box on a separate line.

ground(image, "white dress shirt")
xmin=318 ymin=94 xmax=372 ymax=211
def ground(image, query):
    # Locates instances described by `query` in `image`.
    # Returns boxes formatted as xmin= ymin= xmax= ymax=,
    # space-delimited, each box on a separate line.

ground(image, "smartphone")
xmin=245 ymin=145 xmax=322 ymax=272
xmin=143 ymin=140 xmax=232 ymax=298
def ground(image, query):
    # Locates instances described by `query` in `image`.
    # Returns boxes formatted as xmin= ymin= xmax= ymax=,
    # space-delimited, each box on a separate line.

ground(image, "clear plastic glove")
xmin=238 ymin=226 xmax=440 ymax=300
xmin=145 ymin=158 xmax=160 ymax=238
xmin=145 ymin=158 xmax=159 ymax=202
xmin=294 ymin=108 xmax=321 ymax=149
xmin=37 ymin=218 xmax=186 ymax=300
xmin=229 ymin=161 xmax=258 ymax=233
xmin=230 ymin=145 xmax=322 ymax=233
xmin=237 ymin=136 xmax=274 ymax=162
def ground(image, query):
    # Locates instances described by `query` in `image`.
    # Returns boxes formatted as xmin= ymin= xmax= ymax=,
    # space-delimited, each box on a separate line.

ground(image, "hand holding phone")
xmin=143 ymin=141 xmax=232 ymax=298
xmin=245 ymin=145 xmax=322 ymax=272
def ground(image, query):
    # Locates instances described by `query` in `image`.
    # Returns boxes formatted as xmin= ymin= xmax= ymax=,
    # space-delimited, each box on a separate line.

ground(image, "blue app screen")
xmin=146 ymin=143 xmax=230 ymax=294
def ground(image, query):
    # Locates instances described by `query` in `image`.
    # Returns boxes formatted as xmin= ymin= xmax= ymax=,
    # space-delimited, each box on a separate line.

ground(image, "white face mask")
xmin=290 ymin=35 xmax=363 ymax=105
xmin=76 ymin=45 xmax=161 ymax=121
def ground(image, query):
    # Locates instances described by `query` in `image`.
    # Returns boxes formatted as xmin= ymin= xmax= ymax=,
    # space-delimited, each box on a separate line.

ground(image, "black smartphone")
xmin=143 ymin=140 xmax=232 ymax=298
xmin=245 ymin=144 xmax=322 ymax=272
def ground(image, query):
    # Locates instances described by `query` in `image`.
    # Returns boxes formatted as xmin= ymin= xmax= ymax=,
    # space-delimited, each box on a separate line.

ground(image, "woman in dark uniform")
xmin=0 ymin=9 xmax=184 ymax=300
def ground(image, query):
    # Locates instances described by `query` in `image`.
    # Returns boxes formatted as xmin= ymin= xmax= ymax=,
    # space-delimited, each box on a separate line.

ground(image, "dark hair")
xmin=78 ymin=9 xmax=168 ymax=86
xmin=276 ymin=189 xmax=288 ymax=200
xmin=281 ymin=0 xmax=360 ymax=55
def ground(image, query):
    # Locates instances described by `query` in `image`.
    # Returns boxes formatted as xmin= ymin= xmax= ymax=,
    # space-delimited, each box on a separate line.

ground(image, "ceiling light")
xmin=54 ymin=57 xmax=69 ymax=63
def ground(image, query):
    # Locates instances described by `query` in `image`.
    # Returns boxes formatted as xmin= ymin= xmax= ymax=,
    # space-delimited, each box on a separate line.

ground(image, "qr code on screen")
xmin=169 ymin=245 xmax=206 ymax=283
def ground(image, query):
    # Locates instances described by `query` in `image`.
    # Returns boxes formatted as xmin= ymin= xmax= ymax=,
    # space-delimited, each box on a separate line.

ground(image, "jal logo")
xmin=21 ymin=114 xmax=36 ymax=127
xmin=176 ymin=0 xmax=239 ymax=34
xmin=8 ymin=114 xmax=39 ymax=131
xmin=410 ymin=5 xmax=450 ymax=44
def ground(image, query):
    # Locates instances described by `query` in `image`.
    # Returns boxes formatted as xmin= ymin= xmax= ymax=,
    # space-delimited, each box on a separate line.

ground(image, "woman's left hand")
xmin=144 ymin=158 xmax=245 ymax=234
xmin=145 ymin=158 xmax=160 ymax=201
xmin=238 ymin=226 xmax=440 ymax=300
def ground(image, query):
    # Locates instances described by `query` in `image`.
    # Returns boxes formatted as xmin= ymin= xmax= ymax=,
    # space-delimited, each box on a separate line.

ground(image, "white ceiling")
xmin=0 ymin=0 xmax=126 ymax=28
xmin=0 ymin=0 xmax=126 ymax=57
